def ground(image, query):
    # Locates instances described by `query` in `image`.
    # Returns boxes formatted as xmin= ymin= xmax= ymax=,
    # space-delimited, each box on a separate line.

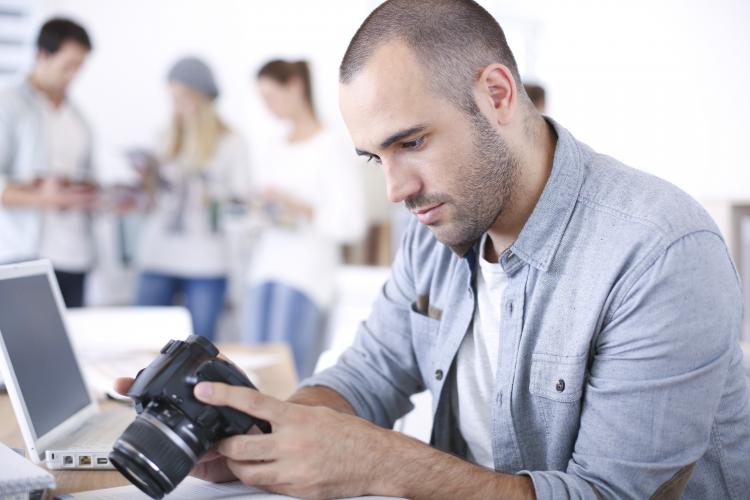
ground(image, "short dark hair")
xmin=257 ymin=59 xmax=316 ymax=117
xmin=340 ymin=0 xmax=523 ymax=115
xmin=36 ymin=18 xmax=92 ymax=54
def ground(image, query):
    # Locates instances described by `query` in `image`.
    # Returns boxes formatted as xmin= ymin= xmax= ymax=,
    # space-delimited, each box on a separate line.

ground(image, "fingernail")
xmin=195 ymin=382 xmax=213 ymax=399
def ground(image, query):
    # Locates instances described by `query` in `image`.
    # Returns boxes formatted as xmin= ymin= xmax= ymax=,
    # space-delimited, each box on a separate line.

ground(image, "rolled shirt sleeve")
xmin=300 ymin=220 xmax=425 ymax=428
xmin=521 ymin=230 xmax=744 ymax=499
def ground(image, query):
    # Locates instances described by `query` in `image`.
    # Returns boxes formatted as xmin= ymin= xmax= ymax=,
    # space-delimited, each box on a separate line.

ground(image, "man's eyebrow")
xmin=354 ymin=125 xmax=428 ymax=158
xmin=379 ymin=125 xmax=427 ymax=149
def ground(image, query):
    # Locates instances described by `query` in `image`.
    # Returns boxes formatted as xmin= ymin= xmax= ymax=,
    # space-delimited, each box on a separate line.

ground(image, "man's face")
xmin=36 ymin=41 xmax=89 ymax=94
xmin=339 ymin=42 xmax=518 ymax=252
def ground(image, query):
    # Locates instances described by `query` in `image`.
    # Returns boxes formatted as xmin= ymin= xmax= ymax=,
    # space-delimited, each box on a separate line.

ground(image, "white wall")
xmin=33 ymin=0 xmax=750 ymax=199
xmin=498 ymin=0 xmax=750 ymax=201
xmin=33 ymin=0 xmax=382 ymax=184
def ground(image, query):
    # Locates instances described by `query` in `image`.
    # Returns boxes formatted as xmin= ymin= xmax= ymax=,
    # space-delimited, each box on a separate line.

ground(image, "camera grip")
xmin=194 ymin=358 xmax=272 ymax=434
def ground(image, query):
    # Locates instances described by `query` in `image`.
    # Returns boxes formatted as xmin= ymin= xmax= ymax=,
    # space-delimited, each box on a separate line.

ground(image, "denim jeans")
xmin=243 ymin=282 xmax=326 ymax=380
xmin=135 ymin=272 xmax=227 ymax=341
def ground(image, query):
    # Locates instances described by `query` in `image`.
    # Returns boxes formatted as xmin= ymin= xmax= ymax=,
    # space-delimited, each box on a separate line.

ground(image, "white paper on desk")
xmin=63 ymin=476 xmax=399 ymax=499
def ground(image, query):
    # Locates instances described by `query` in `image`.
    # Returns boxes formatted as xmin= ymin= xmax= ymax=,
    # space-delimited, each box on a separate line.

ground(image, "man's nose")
xmin=383 ymin=162 xmax=422 ymax=204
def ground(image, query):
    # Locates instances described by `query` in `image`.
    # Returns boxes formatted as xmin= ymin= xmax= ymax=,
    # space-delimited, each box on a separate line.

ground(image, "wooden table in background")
xmin=0 ymin=343 xmax=298 ymax=498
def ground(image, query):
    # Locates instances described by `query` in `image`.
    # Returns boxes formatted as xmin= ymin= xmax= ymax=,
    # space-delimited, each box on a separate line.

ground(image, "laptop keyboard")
xmin=53 ymin=409 xmax=132 ymax=450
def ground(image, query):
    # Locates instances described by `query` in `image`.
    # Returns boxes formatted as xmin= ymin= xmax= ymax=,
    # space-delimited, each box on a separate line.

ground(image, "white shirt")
xmin=246 ymin=128 xmax=365 ymax=308
xmin=36 ymin=96 xmax=94 ymax=272
xmin=136 ymin=132 xmax=250 ymax=277
xmin=453 ymin=232 xmax=508 ymax=469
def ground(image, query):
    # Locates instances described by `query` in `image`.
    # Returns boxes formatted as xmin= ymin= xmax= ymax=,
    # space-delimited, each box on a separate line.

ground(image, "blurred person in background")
xmin=244 ymin=59 xmax=365 ymax=378
xmin=134 ymin=56 xmax=250 ymax=341
xmin=0 ymin=18 xmax=97 ymax=307
xmin=524 ymin=83 xmax=546 ymax=112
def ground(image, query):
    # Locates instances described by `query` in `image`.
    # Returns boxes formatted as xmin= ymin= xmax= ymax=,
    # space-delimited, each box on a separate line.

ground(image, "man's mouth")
xmin=412 ymin=203 xmax=444 ymax=224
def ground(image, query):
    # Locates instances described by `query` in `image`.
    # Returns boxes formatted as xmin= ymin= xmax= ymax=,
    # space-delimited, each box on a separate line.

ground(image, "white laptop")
xmin=0 ymin=260 xmax=131 ymax=470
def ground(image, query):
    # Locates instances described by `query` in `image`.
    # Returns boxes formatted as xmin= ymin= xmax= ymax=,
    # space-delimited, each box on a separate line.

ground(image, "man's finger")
xmin=113 ymin=377 xmax=134 ymax=396
xmin=217 ymin=434 xmax=278 ymax=462
xmin=194 ymin=382 xmax=288 ymax=423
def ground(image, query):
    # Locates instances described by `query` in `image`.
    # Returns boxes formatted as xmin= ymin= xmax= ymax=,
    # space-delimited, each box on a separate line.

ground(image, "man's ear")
xmin=474 ymin=63 xmax=517 ymax=126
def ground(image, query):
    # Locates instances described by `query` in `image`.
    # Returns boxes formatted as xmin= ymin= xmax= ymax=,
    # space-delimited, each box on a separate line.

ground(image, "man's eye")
xmin=402 ymin=137 xmax=424 ymax=149
xmin=366 ymin=155 xmax=382 ymax=164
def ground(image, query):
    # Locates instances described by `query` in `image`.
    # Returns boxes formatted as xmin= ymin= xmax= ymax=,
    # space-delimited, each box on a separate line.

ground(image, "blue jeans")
xmin=135 ymin=272 xmax=227 ymax=341
xmin=243 ymin=282 xmax=326 ymax=379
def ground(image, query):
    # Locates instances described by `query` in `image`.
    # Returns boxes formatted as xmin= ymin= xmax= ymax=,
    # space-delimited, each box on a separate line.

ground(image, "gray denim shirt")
xmin=0 ymin=80 xmax=95 ymax=263
xmin=302 ymin=120 xmax=750 ymax=499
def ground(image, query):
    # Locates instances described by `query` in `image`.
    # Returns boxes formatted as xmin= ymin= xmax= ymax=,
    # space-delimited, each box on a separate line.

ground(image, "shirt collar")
xmin=508 ymin=118 xmax=583 ymax=272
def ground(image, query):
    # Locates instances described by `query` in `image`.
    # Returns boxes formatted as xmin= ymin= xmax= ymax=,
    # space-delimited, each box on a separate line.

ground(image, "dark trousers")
xmin=54 ymin=270 xmax=86 ymax=308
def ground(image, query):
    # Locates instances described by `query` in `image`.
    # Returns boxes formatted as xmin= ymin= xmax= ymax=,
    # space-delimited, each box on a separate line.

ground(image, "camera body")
xmin=109 ymin=335 xmax=270 ymax=499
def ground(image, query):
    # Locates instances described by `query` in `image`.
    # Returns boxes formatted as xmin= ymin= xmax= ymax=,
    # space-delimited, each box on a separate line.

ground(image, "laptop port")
xmin=78 ymin=455 xmax=92 ymax=466
xmin=63 ymin=455 xmax=73 ymax=466
xmin=97 ymin=457 xmax=108 ymax=465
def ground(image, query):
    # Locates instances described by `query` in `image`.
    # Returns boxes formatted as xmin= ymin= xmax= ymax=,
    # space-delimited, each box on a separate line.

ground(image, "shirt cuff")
xmin=298 ymin=368 xmax=373 ymax=421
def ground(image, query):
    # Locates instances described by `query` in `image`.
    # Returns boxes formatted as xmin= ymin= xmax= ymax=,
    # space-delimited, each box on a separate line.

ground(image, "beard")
xmin=405 ymin=112 xmax=519 ymax=255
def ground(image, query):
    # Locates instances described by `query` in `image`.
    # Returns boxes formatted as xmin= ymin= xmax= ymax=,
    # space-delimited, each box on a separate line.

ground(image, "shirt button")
xmin=435 ymin=369 xmax=444 ymax=381
xmin=556 ymin=379 xmax=566 ymax=392
xmin=507 ymin=301 xmax=513 ymax=314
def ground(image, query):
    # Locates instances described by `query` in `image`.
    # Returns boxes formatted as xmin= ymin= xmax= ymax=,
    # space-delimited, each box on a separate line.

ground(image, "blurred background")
xmin=1 ymin=0 xmax=749 ymax=390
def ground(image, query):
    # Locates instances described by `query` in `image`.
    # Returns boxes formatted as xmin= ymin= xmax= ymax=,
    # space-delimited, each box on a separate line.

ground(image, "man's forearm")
xmin=288 ymin=385 xmax=534 ymax=499
xmin=374 ymin=430 xmax=536 ymax=500
xmin=1 ymin=183 xmax=38 ymax=208
xmin=286 ymin=385 xmax=357 ymax=415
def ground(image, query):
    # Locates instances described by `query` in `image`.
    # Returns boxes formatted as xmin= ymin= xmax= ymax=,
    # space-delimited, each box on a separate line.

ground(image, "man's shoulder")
xmin=0 ymin=81 xmax=35 ymax=117
xmin=576 ymin=145 xmax=719 ymax=244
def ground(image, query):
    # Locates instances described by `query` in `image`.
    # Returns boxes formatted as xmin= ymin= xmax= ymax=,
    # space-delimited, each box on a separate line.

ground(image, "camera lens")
xmin=111 ymin=336 xmax=269 ymax=497
xmin=109 ymin=404 xmax=204 ymax=499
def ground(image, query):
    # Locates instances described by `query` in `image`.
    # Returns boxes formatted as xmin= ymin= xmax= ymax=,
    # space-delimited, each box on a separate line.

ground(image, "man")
xmin=0 ymin=18 xmax=97 ymax=307
xmin=118 ymin=1 xmax=750 ymax=498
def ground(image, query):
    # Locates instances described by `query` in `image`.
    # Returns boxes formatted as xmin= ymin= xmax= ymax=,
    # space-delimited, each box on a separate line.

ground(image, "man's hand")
xmin=1 ymin=177 xmax=98 ymax=210
xmin=114 ymin=378 xmax=535 ymax=500
xmin=195 ymin=381 xmax=392 ymax=499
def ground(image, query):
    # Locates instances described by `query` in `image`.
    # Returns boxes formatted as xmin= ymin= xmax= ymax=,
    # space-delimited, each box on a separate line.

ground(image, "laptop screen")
xmin=0 ymin=273 xmax=91 ymax=437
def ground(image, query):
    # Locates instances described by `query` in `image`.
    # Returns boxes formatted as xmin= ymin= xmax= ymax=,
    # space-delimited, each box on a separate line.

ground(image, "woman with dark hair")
xmin=244 ymin=59 xmax=365 ymax=378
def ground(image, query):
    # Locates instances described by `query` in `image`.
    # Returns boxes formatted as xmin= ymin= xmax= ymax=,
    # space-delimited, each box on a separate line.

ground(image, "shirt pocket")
xmin=409 ymin=301 xmax=441 ymax=344
xmin=529 ymin=353 xmax=588 ymax=451
xmin=529 ymin=352 xmax=588 ymax=403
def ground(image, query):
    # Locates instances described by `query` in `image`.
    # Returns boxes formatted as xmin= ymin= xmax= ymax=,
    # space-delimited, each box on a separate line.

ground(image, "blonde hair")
xmin=163 ymin=92 xmax=228 ymax=169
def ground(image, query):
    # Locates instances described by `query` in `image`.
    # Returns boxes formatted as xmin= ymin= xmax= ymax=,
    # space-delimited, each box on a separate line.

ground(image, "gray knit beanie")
xmin=167 ymin=56 xmax=219 ymax=100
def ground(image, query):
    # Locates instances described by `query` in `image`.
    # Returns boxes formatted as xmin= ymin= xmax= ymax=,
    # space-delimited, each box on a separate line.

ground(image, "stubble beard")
xmin=432 ymin=113 xmax=519 ymax=254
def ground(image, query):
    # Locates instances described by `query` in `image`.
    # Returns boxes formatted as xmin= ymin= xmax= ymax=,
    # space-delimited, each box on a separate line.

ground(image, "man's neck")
xmin=28 ymin=71 xmax=64 ymax=108
xmin=486 ymin=114 xmax=558 ymax=260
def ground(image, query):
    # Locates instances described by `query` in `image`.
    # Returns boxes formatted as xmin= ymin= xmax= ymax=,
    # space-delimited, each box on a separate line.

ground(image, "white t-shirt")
xmin=36 ymin=96 xmax=93 ymax=272
xmin=246 ymin=128 xmax=365 ymax=308
xmin=136 ymin=132 xmax=250 ymax=277
xmin=453 ymin=232 xmax=508 ymax=469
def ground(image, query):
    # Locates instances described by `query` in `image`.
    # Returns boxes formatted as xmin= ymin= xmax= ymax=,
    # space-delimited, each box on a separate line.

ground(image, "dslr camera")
xmin=109 ymin=335 xmax=271 ymax=499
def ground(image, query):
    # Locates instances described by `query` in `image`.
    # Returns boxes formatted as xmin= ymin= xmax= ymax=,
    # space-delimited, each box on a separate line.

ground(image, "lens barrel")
xmin=109 ymin=413 xmax=196 ymax=499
